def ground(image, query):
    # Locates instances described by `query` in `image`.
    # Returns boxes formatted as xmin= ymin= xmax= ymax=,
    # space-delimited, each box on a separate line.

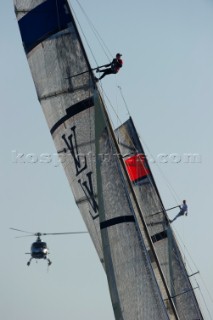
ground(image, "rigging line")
xmin=73 ymin=0 xmax=112 ymax=61
xmin=70 ymin=3 xmax=99 ymax=67
xmin=197 ymin=290 xmax=213 ymax=320
xmin=97 ymin=83 xmax=126 ymax=146
xmin=113 ymin=77 xmax=123 ymax=132
xmin=141 ymin=138 xmax=181 ymax=205
xmin=171 ymin=227 xmax=213 ymax=319
xmin=174 ymin=226 xmax=213 ymax=308
xmin=192 ymin=277 xmax=213 ymax=320
xmin=117 ymin=85 xmax=131 ymax=117
xmin=98 ymin=84 xmax=124 ymax=130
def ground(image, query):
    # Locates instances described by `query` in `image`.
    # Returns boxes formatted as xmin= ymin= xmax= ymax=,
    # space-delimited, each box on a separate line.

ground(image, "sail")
xmin=14 ymin=2 xmax=172 ymax=318
xmin=94 ymin=92 xmax=170 ymax=320
xmin=14 ymin=1 xmax=204 ymax=319
xmin=14 ymin=0 xmax=103 ymax=262
xmin=14 ymin=2 xmax=171 ymax=318
xmin=116 ymin=117 xmax=204 ymax=319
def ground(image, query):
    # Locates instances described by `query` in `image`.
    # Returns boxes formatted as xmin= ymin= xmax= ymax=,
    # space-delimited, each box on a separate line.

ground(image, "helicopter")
xmin=10 ymin=228 xmax=88 ymax=266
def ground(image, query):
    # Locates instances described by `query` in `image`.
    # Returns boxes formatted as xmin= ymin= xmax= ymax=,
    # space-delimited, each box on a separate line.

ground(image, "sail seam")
xmin=39 ymin=89 xmax=74 ymax=101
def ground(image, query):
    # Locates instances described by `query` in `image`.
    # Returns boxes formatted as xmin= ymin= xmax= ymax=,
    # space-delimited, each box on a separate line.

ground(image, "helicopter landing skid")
xmin=27 ymin=257 xmax=52 ymax=266
xmin=47 ymin=258 xmax=52 ymax=266
xmin=27 ymin=257 xmax=32 ymax=266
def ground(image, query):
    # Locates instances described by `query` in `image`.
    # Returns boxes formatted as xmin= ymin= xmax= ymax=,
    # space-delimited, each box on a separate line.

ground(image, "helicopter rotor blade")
xmin=10 ymin=227 xmax=34 ymax=234
xmin=15 ymin=235 xmax=36 ymax=238
xmin=41 ymin=231 xmax=88 ymax=236
xmin=10 ymin=228 xmax=88 ymax=237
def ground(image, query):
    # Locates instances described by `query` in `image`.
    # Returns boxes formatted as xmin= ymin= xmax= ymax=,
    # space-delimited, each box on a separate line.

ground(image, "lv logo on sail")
xmin=62 ymin=126 xmax=87 ymax=176
xmin=62 ymin=126 xmax=99 ymax=219
xmin=78 ymin=172 xmax=99 ymax=219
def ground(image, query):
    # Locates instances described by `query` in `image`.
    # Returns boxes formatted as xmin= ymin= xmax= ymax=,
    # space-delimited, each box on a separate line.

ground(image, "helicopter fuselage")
xmin=26 ymin=238 xmax=52 ymax=266
xmin=31 ymin=240 xmax=48 ymax=259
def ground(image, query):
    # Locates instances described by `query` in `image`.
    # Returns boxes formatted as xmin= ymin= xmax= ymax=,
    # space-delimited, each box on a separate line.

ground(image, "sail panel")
xmin=18 ymin=0 xmax=72 ymax=53
xmin=125 ymin=154 xmax=150 ymax=183
xmin=116 ymin=117 xmax=204 ymax=319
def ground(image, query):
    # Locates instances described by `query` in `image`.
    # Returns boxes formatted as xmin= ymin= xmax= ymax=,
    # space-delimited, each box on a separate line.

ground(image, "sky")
xmin=1 ymin=0 xmax=213 ymax=319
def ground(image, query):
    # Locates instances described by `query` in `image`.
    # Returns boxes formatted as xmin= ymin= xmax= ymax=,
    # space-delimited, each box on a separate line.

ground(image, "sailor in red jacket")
xmin=96 ymin=53 xmax=123 ymax=81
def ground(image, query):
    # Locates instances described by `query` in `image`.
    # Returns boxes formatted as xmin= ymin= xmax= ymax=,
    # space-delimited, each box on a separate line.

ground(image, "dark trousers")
xmin=98 ymin=68 xmax=116 ymax=80
xmin=171 ymin=210 xmax=185 ymax=223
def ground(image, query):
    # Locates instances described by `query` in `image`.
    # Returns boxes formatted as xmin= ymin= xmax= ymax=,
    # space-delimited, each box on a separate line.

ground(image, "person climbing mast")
xmin=170 ymin=200 xmax=188 ymax=223
xmin=95 ymin=53 xmax=123 ymax=81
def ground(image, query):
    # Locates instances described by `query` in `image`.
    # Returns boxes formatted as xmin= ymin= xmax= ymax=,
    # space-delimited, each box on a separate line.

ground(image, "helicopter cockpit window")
xmin=33 ymin=242 xmax=47 ymax=249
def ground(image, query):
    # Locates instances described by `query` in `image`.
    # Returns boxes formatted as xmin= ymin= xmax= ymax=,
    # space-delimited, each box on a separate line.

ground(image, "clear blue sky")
xmin=1 ymin=0 xmax=213 ymax=319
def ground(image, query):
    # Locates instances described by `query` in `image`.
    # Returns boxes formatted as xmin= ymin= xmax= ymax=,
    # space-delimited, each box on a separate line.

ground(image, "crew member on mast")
xmin=95 ymin=53 xmax=123 ymax=81
xmin=170 ymin=200 xmax=188 ymax=223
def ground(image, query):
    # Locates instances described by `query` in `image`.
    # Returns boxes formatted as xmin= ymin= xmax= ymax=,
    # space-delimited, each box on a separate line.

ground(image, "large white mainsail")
xmin=116 ymin=117 xmax=204 ymax=319
xmin=14 ymin=0 xmax=103 ymax=261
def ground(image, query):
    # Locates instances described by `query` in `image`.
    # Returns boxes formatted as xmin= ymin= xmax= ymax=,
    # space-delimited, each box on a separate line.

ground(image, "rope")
xmin=73 ymin=0 xmax=112 ymax=63
xmin=140 ymin=137 xmax=181 ymax=205
xmin=117 ymin=86 xmax=131 ymax=117
xmin=173 ymin=227 xmax=213 ymax=319
xmin=98 ymin=83 xmax=123 ymax=130
xmin=70 ymin=3 xmax=99 ymax=67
